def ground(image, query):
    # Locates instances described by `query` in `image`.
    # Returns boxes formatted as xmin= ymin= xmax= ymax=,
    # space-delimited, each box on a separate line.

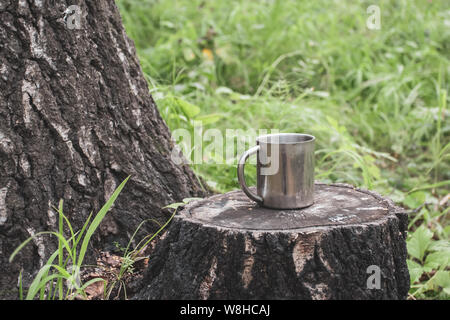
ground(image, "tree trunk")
xmin=0 ymin=0 xmax=207 ymax=299
xmin=135 ymin=183 xmax=410 ymax=300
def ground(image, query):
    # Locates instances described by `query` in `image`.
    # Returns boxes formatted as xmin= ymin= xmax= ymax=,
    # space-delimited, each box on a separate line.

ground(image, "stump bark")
xmin=136 ymin=183 xmax=410 ymax=300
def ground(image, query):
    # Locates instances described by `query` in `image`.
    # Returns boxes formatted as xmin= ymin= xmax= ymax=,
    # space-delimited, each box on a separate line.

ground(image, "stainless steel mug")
xmin=237 ymin=133 xmax=315 ymax=209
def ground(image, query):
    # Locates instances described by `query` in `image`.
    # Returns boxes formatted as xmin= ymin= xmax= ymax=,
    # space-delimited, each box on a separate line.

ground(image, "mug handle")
xmin=237 ymin=145 xmax=263 ymax=204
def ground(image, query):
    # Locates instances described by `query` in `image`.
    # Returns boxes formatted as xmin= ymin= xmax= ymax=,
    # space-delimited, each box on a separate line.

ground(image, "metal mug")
xmin=237 ymin=133 xmax=315 ymax=209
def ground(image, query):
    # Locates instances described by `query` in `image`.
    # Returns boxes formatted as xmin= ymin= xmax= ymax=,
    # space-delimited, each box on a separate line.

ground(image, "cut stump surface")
xmin=136 ymin=183 xmax=410 ymax=300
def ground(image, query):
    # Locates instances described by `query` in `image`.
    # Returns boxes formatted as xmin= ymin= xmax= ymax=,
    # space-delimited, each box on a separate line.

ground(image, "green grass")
xmin=105 ymin=198 xmax=198 ymax=299
xmin=117 ymin=0 xmax=450 ymax=299
xmin=9 ymin=177 xmax=130 ymax=300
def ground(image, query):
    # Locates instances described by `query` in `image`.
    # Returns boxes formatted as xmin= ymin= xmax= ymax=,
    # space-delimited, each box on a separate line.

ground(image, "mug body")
xmin=256 ymin=133 xmax=315 ymax=209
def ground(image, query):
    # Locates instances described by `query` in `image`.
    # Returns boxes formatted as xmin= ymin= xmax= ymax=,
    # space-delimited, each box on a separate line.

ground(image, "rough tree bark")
xmin=0 ymin=0 xmax=206 ymax=299
xmin=136 ymin=183 xmax=410 ymax=300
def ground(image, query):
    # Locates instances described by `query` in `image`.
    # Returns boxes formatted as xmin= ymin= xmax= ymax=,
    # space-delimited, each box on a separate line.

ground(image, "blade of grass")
xmin=124 ymin=218 xmax=162 ymax=257
xmin=9 ymin=231 xmax=74 ymax=263
xmin=408 ymin=180 xmax=450 ymax=194
xmin=132 ymin=207 xmax=177 ymax=259
xmin=76 ymin=176 xmax=130 ymax=271
xmin=18 ymin=270 xmax=23 ymax=300
xmin=57 ymin=200 xmax=64 ymax=300
xmin=26 ymin=274 xmax=68 ymax=300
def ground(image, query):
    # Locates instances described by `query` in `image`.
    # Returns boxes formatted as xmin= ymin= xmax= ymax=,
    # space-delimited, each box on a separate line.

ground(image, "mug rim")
xmin=256 ymin=133 xmax=315 ymax=145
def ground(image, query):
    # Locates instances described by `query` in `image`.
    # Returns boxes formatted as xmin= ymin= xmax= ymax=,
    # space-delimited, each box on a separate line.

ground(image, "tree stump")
xmin=136 ymin=183 xmax=410 ymax=300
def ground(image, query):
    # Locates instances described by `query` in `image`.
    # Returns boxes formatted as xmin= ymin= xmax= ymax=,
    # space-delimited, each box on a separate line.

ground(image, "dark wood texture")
xmin=136 ymin=183 xmax=410 ymax=300
xmin=0 ymin=0 xmax=207 ymax=299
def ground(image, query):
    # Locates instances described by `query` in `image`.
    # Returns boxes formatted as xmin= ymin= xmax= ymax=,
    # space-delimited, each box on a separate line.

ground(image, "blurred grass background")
xmin=117 ymin=0 xmax=449 ymax=299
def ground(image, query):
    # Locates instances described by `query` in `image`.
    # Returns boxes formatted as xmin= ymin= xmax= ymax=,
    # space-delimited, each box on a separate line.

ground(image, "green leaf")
xmin=123 ymin=218 xmax=162 ymax=258
xmin=428 ymin=240 xmax=450 ymax=252
xmin=444 ymin=287 xmax=450 ymax=296
xmin=9 ymin=231 xmax=74 ymax=263
xmin=163 ymin=202 xmax=185 ymax=210
xmin=444 ymin=225 xmax=450 ymax=237
xmin=367 ymin=163 xmax=381 ymax=180
xmin=215 ymin=86 xmax=234 ymax=95
xmin=175 ymin=97 xmax=200 ymax=119
xmin=57 ymin=200 xmax=65 ymax=299
xmin=403 ymin=191 xmax=426 ymax=209
xmin=162 ymin=198 xmax=201 ymax=210
xmin=183 ymin=47 xmax=196 ymax=61
xmin=25 ymin=258 xmax=59 ymax=300
xmin=407 ymin=259 xmax=423 ymax=284
xmin=182 ymin=197 xmax=202 ymax=204
xmin=407 ymin=180 xmax=450 ymax=194
xmin=423 ymin=270 xmax=450 ymax=293
xmin=18 ymin=270 xmax=23 ymax=300
xmin=133 ymin=206 xmax=178 ymax=258
xmin=40 ymin=249 xmax=60 ymax=300
xmin=79 ymin=277 xmax=106 ymax=291
xmin=195 ymin=113 xmax=223 ymax=125
xmin=75 ymin=211 xmax=93 ymax=250
xmin=27 ymin=273 xmax=68 ymax=300
xmin=407 ymin=225 xmax=433 ymax=261
xmin=424 ymin=251 xmax=450 ymax=272
xmin=76 ymin=176 xmax=130 ymax=270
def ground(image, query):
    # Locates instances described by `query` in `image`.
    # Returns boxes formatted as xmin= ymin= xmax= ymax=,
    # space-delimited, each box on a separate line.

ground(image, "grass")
xmin=117 ymin=0 xmax=450 ymax=299
xmin=104 ymin=198 xmax=198 ymax=299
xmin=9 ymin=177 xmax=130 ymax=300
xmin=9 ymin=175 xmax=196 ymax=300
